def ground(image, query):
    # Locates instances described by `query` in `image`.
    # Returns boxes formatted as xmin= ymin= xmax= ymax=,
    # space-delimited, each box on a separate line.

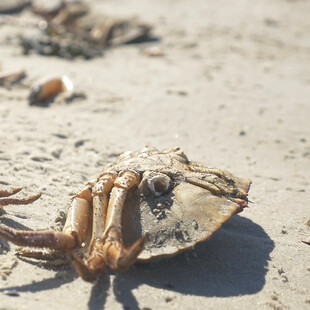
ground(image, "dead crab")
xmin=0 ymin=147 xmax=251 ymax=282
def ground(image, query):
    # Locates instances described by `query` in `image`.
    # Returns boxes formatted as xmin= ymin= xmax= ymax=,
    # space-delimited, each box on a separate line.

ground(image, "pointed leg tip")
xmin=11 ymin=187 xmax=23 ymax=194
xmin=71 ymin=254 xmax=102 ymax=282
xmin=142 ymin=233 xmax=149 ymax=244
xmin=130 ymin=234 xmax=148 ymax=254
xmin=21 ymin=192 xmax=42 ymax=205
xmin=33 ymin=192 xmax=42 ymax=201
xmin=0 ymin=187 xmax=23 ymax=198
xmin=108 ymin=235 xmax=148 ymax=272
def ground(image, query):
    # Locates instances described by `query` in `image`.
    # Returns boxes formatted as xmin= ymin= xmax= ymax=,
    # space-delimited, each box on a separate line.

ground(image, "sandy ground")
xmin=0 ymin=0 xmax=310 ymax=309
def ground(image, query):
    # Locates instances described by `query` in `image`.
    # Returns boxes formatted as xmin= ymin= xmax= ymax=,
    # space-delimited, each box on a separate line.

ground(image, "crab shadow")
xmin=89 ymin=215 xmax=274 ymax=310
xmin=0 ymin=215 xmax=274 ymax=309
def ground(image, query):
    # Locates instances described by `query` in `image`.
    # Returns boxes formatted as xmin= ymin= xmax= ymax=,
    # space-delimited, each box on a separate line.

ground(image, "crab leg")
xmin=0 ymin=187 xmax=41 ymax=209
xmin=0 ymin=186 xmax=92 ymax=252
xmin=90 ymin=173 xmax=117 ymax=243
xmin=0 ymin=194 xmax=42 ymax=208
xmin=0 ymin=187 xmax=22 ymax=197
xmin=72 ymin=172 xmax=116 ymax=281
xmin=186 ymin=166 xmax=251 ymax=199
xmin=188 ymin=164 xmax=229 ymax=178
xmin=72 ymin=170 xmax=146 ymax=281
xmin=102 ymin=170 xmax=147 ymax=272
xmin=185 ymin=176 xmax=223 ymax=195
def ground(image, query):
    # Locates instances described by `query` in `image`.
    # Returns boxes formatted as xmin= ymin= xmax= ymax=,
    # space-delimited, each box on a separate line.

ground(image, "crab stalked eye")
xmin=145 ymin=172 xmax=171 ymax=197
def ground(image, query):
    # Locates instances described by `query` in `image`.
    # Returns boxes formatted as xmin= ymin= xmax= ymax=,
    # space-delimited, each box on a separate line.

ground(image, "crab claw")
xmin=71 ymin=251 xmax=106 ymax=282
xmin=104 ymin=228 xmax=148 ymax=272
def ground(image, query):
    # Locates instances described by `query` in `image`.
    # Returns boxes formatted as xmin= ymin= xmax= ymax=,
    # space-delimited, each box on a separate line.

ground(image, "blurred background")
xmin=0 ymin=1 xmax=309 ymax=309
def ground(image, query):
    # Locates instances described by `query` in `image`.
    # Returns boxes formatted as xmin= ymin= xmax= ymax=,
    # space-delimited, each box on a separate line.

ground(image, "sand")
xmin=0 ymin=0 xmax=309 ymax=309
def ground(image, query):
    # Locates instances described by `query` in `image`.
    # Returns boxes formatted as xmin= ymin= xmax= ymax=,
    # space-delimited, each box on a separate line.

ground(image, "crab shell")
xmin=102 ymin=147 xmax=251 ymax=262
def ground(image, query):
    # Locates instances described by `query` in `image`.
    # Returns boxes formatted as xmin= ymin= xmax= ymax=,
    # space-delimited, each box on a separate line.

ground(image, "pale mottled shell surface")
xmin=104 ymin=147 xmax=252 ymax=261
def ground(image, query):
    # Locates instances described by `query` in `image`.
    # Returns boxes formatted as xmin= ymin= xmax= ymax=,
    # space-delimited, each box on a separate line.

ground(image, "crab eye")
xmin=146 ymin=173 xmax=171 ymax=197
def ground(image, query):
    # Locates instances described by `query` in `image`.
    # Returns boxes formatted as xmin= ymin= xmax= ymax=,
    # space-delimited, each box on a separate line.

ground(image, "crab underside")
xmin=0 ymin=147 xmax=251 ymax=282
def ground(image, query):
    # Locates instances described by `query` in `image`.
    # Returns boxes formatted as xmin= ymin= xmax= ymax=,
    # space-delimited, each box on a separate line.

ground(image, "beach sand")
xmin=0 ymin=0 xmax=309 ymax=309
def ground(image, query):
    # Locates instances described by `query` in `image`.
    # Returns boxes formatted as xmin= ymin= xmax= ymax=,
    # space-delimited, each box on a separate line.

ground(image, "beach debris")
xmin=31 ymin=0 xmax=88 ymax=22
xmin=19 ymin=17 xmax=152 ymax=59
xmin=1 ymin=1 xmax=154 ymax=59
xmin=28 ymin=75 xmax=85 ymax=106
xmin=0 ymin=69 xmax=26 ymax=88
xmin=0 ymin=0 xmax=31 ymax=15
xmin=0 ymin=147 xmax=251 ymax=282
xmin=0 ymin=15 xmax=48 ymax=29
xmin=3 ymin=289 xmax=20 ymax=297
xmin=143 ymin=46 xmax=165 ymax=57
xmin=90 ymin=18 xmax=152 ymax=47
xmin=19 ymin=33 xmax=104 ymax=59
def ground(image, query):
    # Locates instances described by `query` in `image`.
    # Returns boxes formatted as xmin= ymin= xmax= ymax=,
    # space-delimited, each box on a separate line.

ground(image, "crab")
xmin=0 ymin=147 xmax=251 ymax=282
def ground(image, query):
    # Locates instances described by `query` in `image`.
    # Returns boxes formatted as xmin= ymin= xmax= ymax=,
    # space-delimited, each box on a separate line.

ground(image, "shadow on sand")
xmin=88 ymin=215 xmax=274 ymax=309
xmin=0 ymin=216 xmax=274 ymax=309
